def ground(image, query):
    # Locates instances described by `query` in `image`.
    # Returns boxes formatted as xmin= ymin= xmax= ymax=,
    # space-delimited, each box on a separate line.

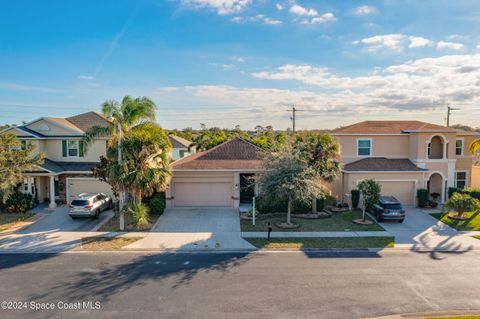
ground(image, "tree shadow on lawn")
xmin=26 ymin=249 xmax=254 ymax=303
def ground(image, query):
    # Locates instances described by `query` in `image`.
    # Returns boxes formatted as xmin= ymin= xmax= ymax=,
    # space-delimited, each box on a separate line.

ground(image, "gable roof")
xmin=332 ymin=121 xmax=459 ymax=135
xmin=343 ymin=157 xmax=427 ymax=172
xmin=171 ymin=137 xmax=263 ymax=170
xmin=65 ymin=112 xmax=111 ymax=132
xmin=169 ymin=135 xmax=193 ymax=148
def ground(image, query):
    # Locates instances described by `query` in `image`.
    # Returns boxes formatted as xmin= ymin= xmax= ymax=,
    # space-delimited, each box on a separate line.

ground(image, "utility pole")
xmin=446 ymin=104 xmax=460 ymax=127
xmin=289 ymin=105 xmax=304 ymax=134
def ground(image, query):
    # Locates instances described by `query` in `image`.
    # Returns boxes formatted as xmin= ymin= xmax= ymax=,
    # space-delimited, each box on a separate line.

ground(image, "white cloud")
xmin=222 ymin=64 xmax=235 ymax=70
xmin=78 ymin=75 xmax=94 ymax=80
xmin=477 ymin=43 xmax=480 ymax=49
xmin=437 ymin=41 xmax=464 ymax=50
xmin=276 ymin=3 xmax=284 ymax=11
xmin=352 ymin=5 xmax=378 ymax=16
xmin=289 ymin=4 xmax=318 ymax=17
xmin=356 ymin=34 xmax=434 ymax=51
xmin=180 ymin=0 xmax=251 ymax=15
xmin=231 ymin=14 xmax=282 ymax=25
xmin=231 ymin=56 xmax=245 ymax=63
xmin=251 ymin=54 xmax=480 ymax=112
xmin=310 ymin=13 xmax=336 ymax=24
xmin=408 ymin=36 xmax=433 ymax=48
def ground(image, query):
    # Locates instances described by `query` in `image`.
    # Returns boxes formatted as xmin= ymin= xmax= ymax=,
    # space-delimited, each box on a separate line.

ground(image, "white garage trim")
xmin=354 ymin=179 xmax=418 ymax=206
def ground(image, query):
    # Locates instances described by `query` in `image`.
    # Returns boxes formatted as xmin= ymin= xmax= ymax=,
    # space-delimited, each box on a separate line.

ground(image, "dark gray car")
xmin=372 ymin=196 xmax=405 ymax=223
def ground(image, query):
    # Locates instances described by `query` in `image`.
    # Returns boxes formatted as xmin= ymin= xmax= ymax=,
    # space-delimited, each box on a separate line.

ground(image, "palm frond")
xmin=470 ymin=139 xmax=480 ymax=155
xmin=80 ymin=125 xmax=113 ymax=154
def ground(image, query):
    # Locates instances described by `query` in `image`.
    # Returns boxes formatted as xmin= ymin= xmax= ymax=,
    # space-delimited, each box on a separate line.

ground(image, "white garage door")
xmin=379 ymin=181 xmax=415 ymax=205
xmin=174 ymin=181 xmax=233 ymax=207
xmin=67 ymin=178 xmax=114 ymax=203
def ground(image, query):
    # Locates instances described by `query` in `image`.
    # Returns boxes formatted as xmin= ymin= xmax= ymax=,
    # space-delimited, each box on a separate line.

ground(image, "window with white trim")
xmin=357 ymin=139 xmax=371 ymax=156
xmin=455 ymin=140 xmax=463 ymax=156
xmin=455 ymin=171 xmax=467 ymax=189
xmin=67 ymin=140 xmax=79 ymax=157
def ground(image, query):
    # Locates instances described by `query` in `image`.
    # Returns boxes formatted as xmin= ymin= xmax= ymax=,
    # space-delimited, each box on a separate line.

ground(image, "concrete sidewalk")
xmin=242 ymin=231 xmax=391 ymax=238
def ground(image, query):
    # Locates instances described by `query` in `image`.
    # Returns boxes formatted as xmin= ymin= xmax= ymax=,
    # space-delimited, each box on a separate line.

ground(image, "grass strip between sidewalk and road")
xmin=423 ymin=316 xmax=480 ymax=319
xmin=245 ymin=236 xmax=394 ymax=249
xmin=0 ymin=212 xmax=34 ymax=232
xmin=75 ymin=237 xmax=142 ymax=251
xmin=431 ymin=211 xmax=480 ymax=231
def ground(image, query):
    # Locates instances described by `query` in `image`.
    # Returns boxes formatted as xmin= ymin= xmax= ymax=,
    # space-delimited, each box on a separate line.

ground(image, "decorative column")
xmin=49 ymin=175 xmax=57 ymax=208
xmin=27 ymin=177 xmax=32 ymax=194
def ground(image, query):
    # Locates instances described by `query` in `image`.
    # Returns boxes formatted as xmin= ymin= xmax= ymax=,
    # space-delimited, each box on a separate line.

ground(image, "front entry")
xmin=240 ymin=173 xmax=255 ymax=204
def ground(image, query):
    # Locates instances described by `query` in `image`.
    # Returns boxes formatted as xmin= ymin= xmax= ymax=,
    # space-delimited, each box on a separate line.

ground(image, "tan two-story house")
xmin=328 ymin=121 xmax=480 ymax=206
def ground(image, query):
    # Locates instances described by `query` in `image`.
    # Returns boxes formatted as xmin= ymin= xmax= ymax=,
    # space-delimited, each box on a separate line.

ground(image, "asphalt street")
xmin=0 ymin=250 xmax=479 ymax=319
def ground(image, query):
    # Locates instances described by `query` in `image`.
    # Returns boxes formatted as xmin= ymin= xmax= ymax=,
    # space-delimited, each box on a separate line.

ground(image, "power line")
xmin=446 ymin=104 xmax=460 ymax=127
xmin=288 ymin=105 xmax=304 ymax=133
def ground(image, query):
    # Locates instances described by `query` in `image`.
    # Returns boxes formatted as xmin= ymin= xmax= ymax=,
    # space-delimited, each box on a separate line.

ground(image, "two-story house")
xmin=168 ymin=135 xmax=196 ymax=161
xmin=328 ymin=121 xmax=480 ymax=206
xmin=2 ymin=112 xmax=113 ymax=208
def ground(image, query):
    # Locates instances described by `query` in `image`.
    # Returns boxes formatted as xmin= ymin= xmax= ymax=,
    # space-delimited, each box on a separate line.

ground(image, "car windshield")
xmin=71 ymin=200 xmax=89 ymax=206
xmin=384 ymin=204 xmax=402 ymax=210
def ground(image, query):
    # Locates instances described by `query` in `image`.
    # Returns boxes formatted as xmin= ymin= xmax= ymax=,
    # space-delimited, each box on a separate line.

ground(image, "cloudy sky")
xmin=1 ymin=0 xmax=480 ymax=130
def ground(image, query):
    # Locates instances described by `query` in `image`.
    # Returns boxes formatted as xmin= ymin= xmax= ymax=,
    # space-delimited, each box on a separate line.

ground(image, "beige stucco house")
xmin=168 ymin=135 xmax=196 ymax=161
xmin=1 ymin=111 xmax=195 ymax=208
xmin=166 ymin=138 xmax=262 ymax=209
xmin=328 ymin=121 xmax=480 ymax=206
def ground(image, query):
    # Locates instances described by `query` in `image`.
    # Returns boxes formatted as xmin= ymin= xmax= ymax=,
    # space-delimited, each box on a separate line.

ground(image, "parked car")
xmin=69 ymin=193 xmax=112 ymax=219
xmin=372 ymin=196 xmax=405 ymax=223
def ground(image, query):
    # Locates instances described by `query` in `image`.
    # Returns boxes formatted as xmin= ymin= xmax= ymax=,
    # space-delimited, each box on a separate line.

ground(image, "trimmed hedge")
xmin=351 ymin=189 xmax=360 ymax=209
xmin=4 ymin=192 xmax=33 ymax=213
xmin=448 ymin=187 xmax=480 ymax=200
xmin=145 ymin=192 xmax=166 ymax=216
xmin=256 ymin=194 xmax=336 ymax=214
xmin=417 ymin=188 xmax=429 ymax=208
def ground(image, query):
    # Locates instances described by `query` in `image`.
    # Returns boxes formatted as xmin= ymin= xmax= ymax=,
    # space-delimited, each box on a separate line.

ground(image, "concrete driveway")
xmin=17 ymin=204 xmax=113 ymax=234
xmin=126 ymin=207 xmax=255 ymax=251
xmin=380 ymin=207 xmax=480 ymax=251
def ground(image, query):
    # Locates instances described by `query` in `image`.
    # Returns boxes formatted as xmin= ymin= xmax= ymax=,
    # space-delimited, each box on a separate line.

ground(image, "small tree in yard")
xmin=444 ymin=192 xmax=480 ymax=219
xmin=256 ymin=146 xmax=324 ymax=226
xmin=0 ymin=134 xmax=45 ymax=203
xmin=357 ymin=179 xmax=381 ymax=221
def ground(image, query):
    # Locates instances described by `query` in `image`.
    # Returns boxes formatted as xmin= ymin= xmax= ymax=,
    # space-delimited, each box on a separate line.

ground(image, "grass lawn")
xmin=245 ymin=236 xmax=394 ymax=249
xmin=241 ymin=210 xmax=383 ymax=232
xmin=0 ymin=212 xmax=34 ymax=232
xmin=98 ymin=212 xmax=161 ymax=232
xmin=423 ymin=316 xmax=480 ymax=319
xmin=431 ymin=211 xmax=480 ymax=231
xmin=75 ymin=236 xmax=142 ymax=250
xmin=474 ymin=236 xmax=480 ymax=240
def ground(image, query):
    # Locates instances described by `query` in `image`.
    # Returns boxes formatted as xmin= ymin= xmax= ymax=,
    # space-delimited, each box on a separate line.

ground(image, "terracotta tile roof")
xmin=169 ymin=135 xmax=193 ymax=148
xmin=343 ymin=157 xmax=427 ymax=172
xmin=66 ymin=112 xmax=111 ymax=132
xmin=332 ymin=121 xmax=457 ymax=134
xmin=171 ymin=138 xmax=263 ymax=170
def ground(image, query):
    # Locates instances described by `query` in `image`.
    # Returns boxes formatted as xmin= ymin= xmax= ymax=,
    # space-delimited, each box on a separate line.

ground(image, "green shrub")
xmin=256 ymin=196 xmax=313 ymax=214
xmin=351 ymin=189 xmax=360 ymax=209
xmin=448 ymin=187 xmax=459 ymax=198
xmin=417 ymin=189 xmax=429 ymax=208
xmin=125 ymin=202 xmax=150 ymax=230
xmin=462 ymin=187 xmax=480 ymax=200
xmin=146 ymin=192 xmax=165 ymax=215
xmin=5 ymin=192 xmax=33 ymax=213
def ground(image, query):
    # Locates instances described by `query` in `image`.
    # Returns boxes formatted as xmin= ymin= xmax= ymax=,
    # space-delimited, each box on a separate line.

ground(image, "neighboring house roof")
xmin=65 ymin=112 xmax=111 ymax=132
xmin=332 ymin=121 xmax=459 ymax=134
xmin=343 ymin=157 xmax=427 ymax=172
xmin=171 ymin=137 xmax=263 ymax=170
xmin=169 ymin=135 xmax=193 ymax=149
xmin=36 ymin=159 xmax=98 ymax=174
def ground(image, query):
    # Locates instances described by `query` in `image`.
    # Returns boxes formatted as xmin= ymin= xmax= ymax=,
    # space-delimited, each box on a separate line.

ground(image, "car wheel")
xmin=377 ymin=214 xmax=383 ymax=222
xmin=398 ymin=219 xmax=404 ymax=223
xmin=93 ymin=210 xmax=100 ymax=219
xmin=71 ymin=216 xmax=78 ymax=220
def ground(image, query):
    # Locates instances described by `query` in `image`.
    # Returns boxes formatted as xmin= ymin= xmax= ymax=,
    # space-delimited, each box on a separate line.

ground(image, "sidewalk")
xmin=242 ymin=231 xmax=391 ymax=238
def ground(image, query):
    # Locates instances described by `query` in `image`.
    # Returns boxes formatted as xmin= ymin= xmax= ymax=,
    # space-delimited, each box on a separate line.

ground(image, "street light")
xmin=108 ymin=116 xmax=125 ymax=231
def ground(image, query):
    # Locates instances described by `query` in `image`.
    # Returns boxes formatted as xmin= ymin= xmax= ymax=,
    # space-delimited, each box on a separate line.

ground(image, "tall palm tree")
xmin=470 ymin=139 xmax=480 ymax=156
xmin=81 ymin=95 xmax=157 ymax=152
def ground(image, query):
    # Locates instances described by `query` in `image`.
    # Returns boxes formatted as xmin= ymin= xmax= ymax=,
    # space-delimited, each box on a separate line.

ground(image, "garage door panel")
xmin=68 ymin=179 xmax=114 ymax=202
xmin=174 ymin=182 xmax=232 ymax=207
xmin=379 ymin=182 xmax=415 ymax=205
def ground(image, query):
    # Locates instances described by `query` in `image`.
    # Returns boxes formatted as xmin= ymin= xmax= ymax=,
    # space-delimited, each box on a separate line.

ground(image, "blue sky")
xmin=1 ymin=0 xmax=480 ymax=129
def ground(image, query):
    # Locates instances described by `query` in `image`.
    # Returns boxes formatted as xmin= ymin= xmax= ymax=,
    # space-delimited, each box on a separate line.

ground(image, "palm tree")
xmin=81 ymin=95 xmax=157 ymax=152
xmin=470 ymin=139 xmax=480 ymax=156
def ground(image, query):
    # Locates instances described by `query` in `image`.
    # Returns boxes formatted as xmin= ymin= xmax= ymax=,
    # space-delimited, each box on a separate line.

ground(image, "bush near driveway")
xmin=4 ymin=192 xmax=33 ymax=213
xmin=255 ymin=194 xmax=336 ymax=214
xmin=241 ymin=210 xmax=383 ymax=232
xmin=245 ymin=236 xmax=394 ymax=249
xmin=417 ymin=188 xmax=429 ymax=208
xmin=145 ymin=192 xmax=165 ymax=215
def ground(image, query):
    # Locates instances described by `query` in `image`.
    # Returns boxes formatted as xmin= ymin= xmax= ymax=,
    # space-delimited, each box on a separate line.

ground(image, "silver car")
xmin=69 ymin=193 xmax=112 ymax=219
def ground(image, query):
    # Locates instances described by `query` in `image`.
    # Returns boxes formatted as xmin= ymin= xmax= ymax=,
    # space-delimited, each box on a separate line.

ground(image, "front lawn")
xmin=431 ymin=211 xmax=480 ymax=231
xmin=0 ymin=212 xmax=34 ymax=232
xmin=245 ymin=236 xmax=394 ymax=249
xmin=241 ymin=210 xmax=383 ymax=232
xmin=75 ymin=236 xmax=142 ymax=250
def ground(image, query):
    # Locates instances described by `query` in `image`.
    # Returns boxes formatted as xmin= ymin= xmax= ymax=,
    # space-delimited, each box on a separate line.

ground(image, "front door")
xmin=240 ymin=173 xmax=255 ymax=204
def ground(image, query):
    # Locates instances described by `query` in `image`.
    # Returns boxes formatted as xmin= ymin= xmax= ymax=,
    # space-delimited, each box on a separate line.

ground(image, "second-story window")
xmin=357 ymin=139 xmax=371 ymax=156
xmin=62 ymin=140 xmax=84 ymax=158
xmin=455 ymin=139 xmax=463 ymax=156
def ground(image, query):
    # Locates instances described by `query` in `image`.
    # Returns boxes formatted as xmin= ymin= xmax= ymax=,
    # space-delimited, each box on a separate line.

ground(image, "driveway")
xmin=17 ymin=204 xmax=113 ymax=234
xmin=380 ymin=207 xmax=480 ymax=251
xmin=126 ymin=207 xmax=255 ymax=251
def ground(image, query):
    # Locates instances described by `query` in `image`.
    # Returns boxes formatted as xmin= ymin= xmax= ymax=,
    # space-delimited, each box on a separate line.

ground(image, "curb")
xmin=364 ymin=310 xmax=480 ymax=318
